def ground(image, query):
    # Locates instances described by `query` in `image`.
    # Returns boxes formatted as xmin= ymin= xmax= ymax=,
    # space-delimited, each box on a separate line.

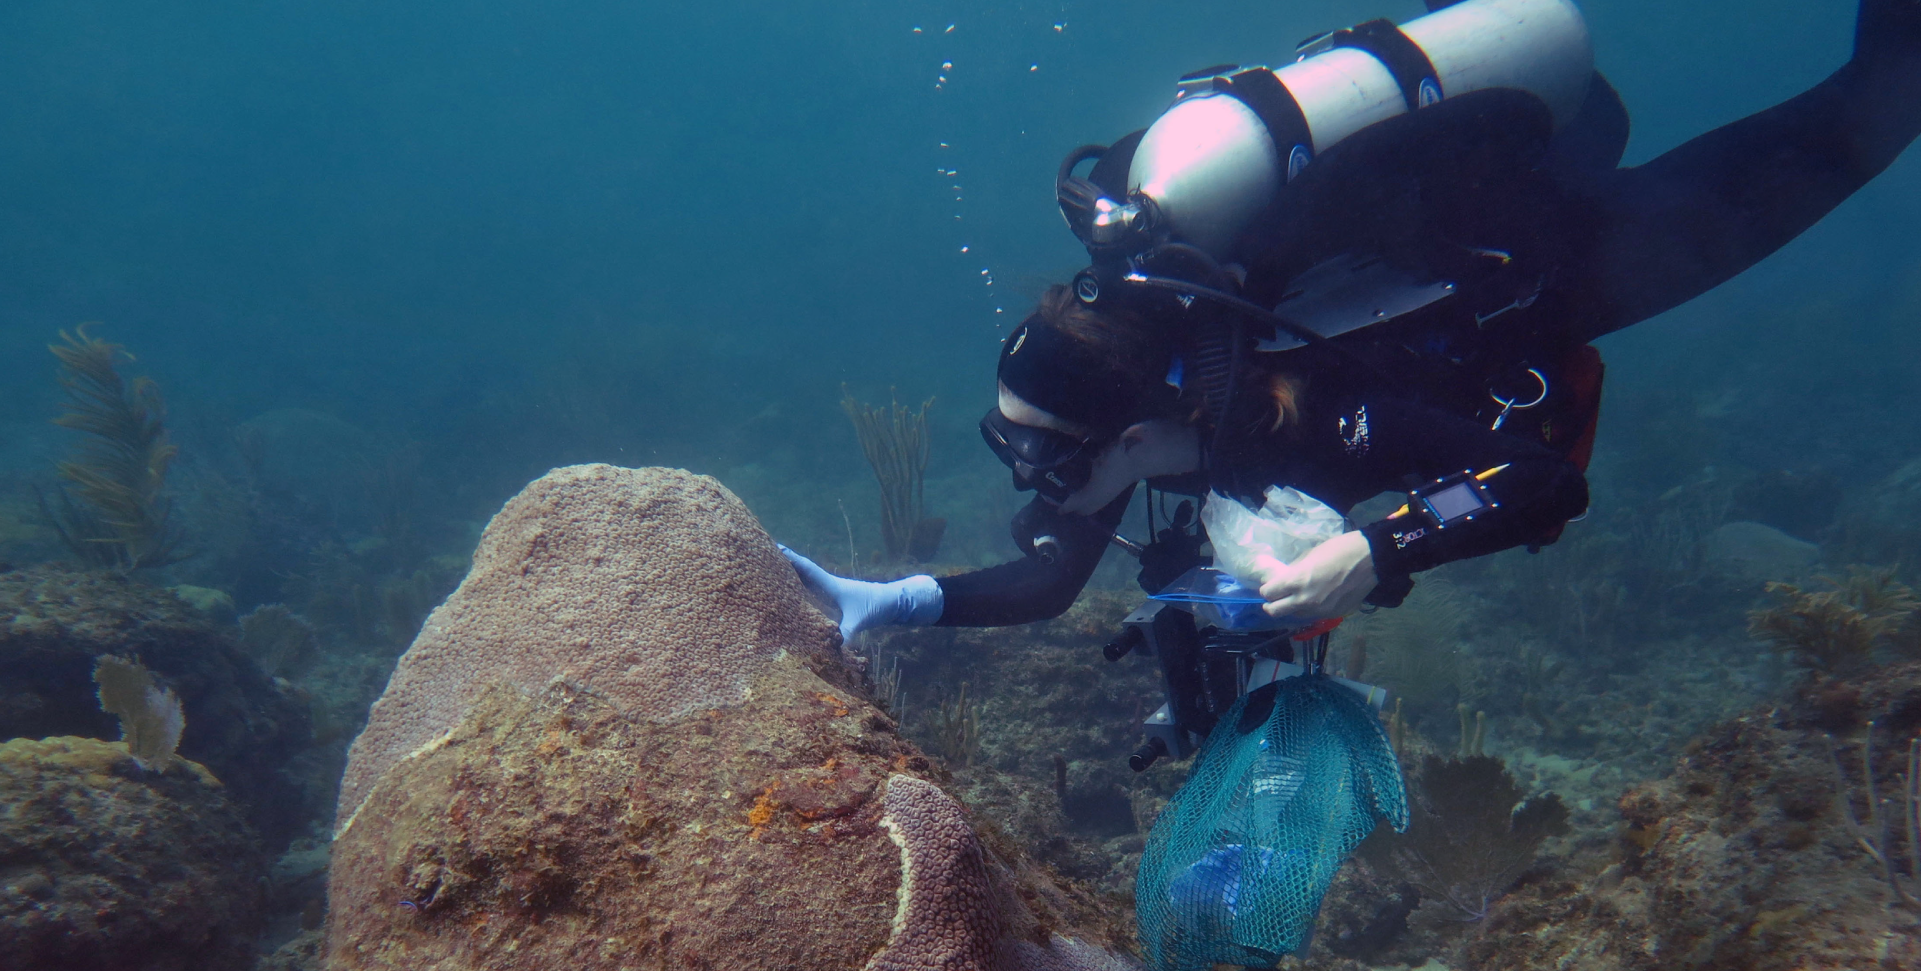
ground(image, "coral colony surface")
xmin=325 ymin=467 xmax=1135 ymax=971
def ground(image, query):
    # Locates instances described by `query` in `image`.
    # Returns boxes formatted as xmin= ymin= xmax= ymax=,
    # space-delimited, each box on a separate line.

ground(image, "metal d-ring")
xmin=1490 ymin=367 xmax=1548 ymax=431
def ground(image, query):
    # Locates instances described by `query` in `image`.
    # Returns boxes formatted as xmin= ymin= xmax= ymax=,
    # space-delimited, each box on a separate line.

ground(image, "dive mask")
xmin=979 ymin=408 xmax=1101 ymax=504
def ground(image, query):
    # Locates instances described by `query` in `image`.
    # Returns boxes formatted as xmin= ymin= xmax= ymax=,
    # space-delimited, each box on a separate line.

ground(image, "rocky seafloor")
xmin=2 ymin=463 xmax=1919 ymax=970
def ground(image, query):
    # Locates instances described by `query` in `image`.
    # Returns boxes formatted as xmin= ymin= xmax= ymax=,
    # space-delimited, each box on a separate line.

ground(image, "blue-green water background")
xmin=0 ymin=0 xmax=1914 ymax=578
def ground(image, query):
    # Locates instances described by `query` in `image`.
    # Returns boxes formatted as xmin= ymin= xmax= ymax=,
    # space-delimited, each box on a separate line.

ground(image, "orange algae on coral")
xmin=747 ymin=784 xmax=781 ymax=838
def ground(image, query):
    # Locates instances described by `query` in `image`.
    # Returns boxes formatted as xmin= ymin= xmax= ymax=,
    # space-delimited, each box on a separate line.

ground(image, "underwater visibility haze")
xmin=4 ymin=0 xmax=1921 ymax=968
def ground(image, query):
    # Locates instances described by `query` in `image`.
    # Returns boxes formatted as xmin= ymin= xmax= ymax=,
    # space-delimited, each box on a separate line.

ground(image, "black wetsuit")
xmin=936 ymin=3 xmax=1921 ymax=628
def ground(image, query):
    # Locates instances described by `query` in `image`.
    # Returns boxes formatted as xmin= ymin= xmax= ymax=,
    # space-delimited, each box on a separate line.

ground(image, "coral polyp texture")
xmin=871 ymin=774 xmax=1138 ymax=971
xmin=871 ymin=774 xmax=1005 ymax=970
xmin=326 ymin=464 xmax=1135 ymax=971
xmin=332 ymin=464 xmax=843 ymax=836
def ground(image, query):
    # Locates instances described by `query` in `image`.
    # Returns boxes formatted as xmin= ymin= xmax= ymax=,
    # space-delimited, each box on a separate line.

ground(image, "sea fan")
xmin=1363 ymin=754 xmax=1569 ymax=922
xmin=93 ymin=655 xmax=186 ymax=772
xmin=41 ymin=325 xmax=184 ymax=571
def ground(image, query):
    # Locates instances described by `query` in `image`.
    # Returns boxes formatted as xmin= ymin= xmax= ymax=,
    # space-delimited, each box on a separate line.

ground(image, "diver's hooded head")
xmin=994 ymin=284 xmax=1181 ymax=435
xmin=982 ymin=284 xmax=1191 ymax=505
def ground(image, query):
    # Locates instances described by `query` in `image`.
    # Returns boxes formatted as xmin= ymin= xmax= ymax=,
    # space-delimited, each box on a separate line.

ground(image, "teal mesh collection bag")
xmin=1136 ymin=673 xmax=1408 ymax=969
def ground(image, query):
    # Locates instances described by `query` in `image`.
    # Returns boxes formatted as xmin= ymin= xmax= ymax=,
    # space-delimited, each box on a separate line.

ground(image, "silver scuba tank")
xmin=1086 ymin=0 xmax=1594 ymax=259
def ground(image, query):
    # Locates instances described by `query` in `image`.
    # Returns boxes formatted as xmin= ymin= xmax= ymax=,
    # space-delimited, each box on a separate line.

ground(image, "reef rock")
xmin=1840 ymin=456 xmax=1921 ymax=566
xmin=1464 ymin=661 xmax=1921 ymax=971
xmin=1702 ymin=520 xmax=1821 ymax=584
xmin=327 ymin=465 xmax=1136 ymax=971
xmin=0 ymin=567 xmax=313 ymax=848
xmin=0 ymin=736 xmax=265 ymax=971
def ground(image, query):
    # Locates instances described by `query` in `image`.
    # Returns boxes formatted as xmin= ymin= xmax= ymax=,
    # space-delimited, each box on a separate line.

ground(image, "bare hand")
xmin=1257 ymin=531 xmax=1379 ymax=620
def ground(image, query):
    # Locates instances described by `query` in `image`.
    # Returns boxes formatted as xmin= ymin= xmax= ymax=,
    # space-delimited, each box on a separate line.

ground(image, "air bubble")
xmin=945 ymin=23 xmax=955 ymax=33
xmin=942 ymin=61 xmax=953 ymax=70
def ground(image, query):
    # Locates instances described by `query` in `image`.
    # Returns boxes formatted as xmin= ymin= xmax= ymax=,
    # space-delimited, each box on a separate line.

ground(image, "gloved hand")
xmin=779 ymin=545 xmax=944 ymax=643
xmin=1256 ymin=531 xmax=1378 ymax=621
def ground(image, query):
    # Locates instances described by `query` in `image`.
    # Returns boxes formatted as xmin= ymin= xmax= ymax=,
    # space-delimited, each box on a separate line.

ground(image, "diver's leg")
xmin=1576 ymin=0 xmax=1921 ymax=341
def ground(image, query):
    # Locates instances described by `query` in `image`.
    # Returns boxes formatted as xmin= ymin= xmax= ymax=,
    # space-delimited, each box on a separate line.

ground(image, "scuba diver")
xmin=786 ymin=0 xmax=1921 ymax=639
xmin=784 ymin=1 xmax=1921 ymax=962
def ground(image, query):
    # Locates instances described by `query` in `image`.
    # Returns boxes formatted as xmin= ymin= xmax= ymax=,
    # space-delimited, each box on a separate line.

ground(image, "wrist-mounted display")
xmin=1385 ymin=464 xmax=1508 ymax=537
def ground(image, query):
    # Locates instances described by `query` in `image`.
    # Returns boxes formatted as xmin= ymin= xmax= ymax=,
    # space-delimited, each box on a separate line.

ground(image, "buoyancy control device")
xmin=1060 ymin=0 xmax=1594 ymax=261
xmin=1051 ymin=0 xmax=1610 ymax=493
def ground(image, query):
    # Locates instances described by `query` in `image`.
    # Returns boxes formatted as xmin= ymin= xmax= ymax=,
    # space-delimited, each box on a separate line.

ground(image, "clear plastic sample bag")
xmin=1199 ymin=486 xmax=1347 ymax=590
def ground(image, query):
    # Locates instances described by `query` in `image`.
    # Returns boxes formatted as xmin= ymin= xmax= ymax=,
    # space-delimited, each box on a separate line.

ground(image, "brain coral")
xmin=871 ymin=774 xmax=1140 ymax=971
xmin=870 ymin=774 xmax=1006 ymax=970
xmin=333 ymin=464 xmax=841 ymax=836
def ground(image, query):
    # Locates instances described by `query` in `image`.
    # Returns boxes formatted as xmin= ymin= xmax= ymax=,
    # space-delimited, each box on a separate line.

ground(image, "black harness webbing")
xmin=1327 ymin=19 xmax=1444 ymax=111
xmin=1218 ymin=69 xmax=1314 ymax=178
xmin=1179 ymin=20 xmax=1441 ymax=183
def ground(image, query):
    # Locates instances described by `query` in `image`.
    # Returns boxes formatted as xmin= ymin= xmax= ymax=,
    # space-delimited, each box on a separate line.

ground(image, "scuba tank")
xmin=1061 ymin=0 xmax=1594 ymax=260
xmin=1054 ymin=0 xmax=1605 ymax=488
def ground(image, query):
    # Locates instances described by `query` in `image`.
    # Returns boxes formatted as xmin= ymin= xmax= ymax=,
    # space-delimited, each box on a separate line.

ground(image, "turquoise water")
xmin=4 ymin=0 xmax=1912 ymax=567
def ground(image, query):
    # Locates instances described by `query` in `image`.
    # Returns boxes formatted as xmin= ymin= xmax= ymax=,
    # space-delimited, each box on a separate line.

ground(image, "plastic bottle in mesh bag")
xmin=1137 ymin=674 xmax=1407 ymax=969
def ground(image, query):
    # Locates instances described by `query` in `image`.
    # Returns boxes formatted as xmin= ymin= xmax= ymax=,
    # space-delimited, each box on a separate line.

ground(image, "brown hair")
xmin=1028 ymin=284 xmax=1167 ymax=375
xmin=1266 ymin=372 xmax=1306 ymax=432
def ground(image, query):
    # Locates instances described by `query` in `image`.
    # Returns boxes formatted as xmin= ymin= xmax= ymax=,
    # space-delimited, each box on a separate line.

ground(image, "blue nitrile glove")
xmin=778 ymin=545 xmax=944 ymax=642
